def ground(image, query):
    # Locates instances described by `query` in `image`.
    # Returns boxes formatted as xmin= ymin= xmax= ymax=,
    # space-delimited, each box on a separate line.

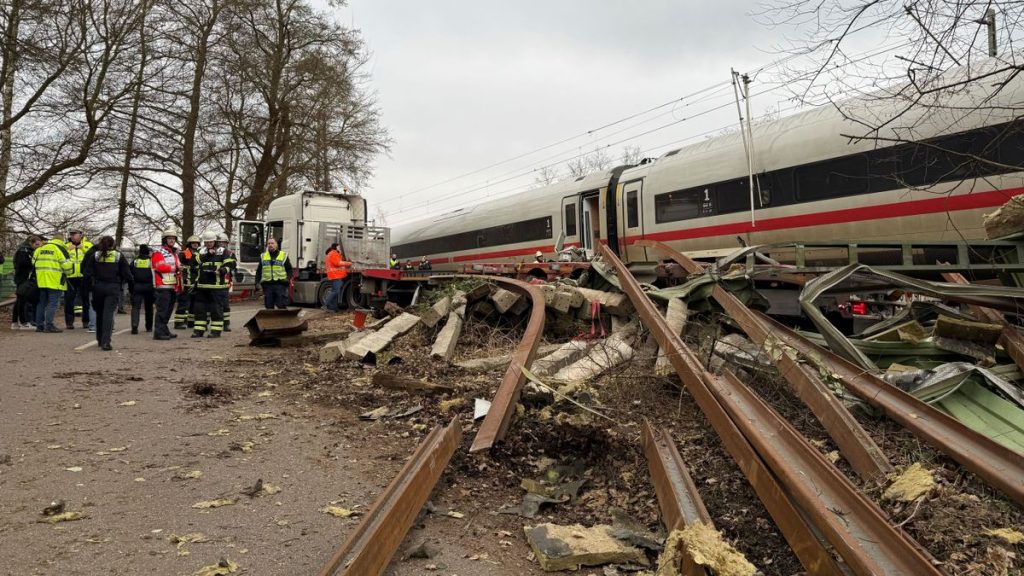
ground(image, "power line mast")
xmin=976 ymin=9 xmax=997 ymax=57
xmin=732 ymin=68 xmax=758 ymax=228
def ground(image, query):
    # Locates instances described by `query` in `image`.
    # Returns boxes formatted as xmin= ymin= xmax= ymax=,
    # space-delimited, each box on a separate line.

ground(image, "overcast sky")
xmin=323 ymin=1 xmax=887 ymax=224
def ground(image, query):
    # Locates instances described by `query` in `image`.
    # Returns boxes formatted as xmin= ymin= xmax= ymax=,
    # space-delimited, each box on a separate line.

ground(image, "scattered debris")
xmin=322 ymin=505 xmax=361 ymax=518
xmin=360 ymin=406 xmax=390 ymax=421
xmin=192 ymin=498 xmax=237 ymax=509
xmin=884 ymin=463 xmax=936 ymax=502
xmin=41 ymin=500 xmax=65 ymax=516
xmin=984 ymin=528 xmax=1024 ymax=545
xmin=192 ymin=558 xmax=239 ymax=576
xmin=372 ymin=372 xmax=453 ymax=394
xmin=40 ymin=511 xmax=87 ymax=524
xmin=678 ymin=522 xmax=756 ymax=576
xmin=983 ymin=194 xmax=1024 ymax=239
xmin=473 ymin=398 xmax=491 ymax=420
xmin=524 ymin=523 xmax=649 ymax=572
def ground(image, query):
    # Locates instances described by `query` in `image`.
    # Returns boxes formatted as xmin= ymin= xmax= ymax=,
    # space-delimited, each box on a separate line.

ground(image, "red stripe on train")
xmin=623 ymin=188 xmax=1024 ymax=245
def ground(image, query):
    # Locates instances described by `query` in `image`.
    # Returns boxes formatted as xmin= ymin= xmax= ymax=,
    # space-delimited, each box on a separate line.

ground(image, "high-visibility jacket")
xmin=196 ymin=247 xmax=230 ymax=289
xmin=64 ymin=238 xmax=93 ymax=278
xmin=259 ymin=250 xmax=289 ymax=283
xmin=325 ymin=250 xmax=351 ymax=280
xmin=33 ymin=240 xmax=73 ymax=290
xmin=389 ymin=258 xmax=400 ymax=269
xmin=131 ymin=257 xmax=154 ymax=289
xmin=151 ymin=245 xmax=181 ymax=291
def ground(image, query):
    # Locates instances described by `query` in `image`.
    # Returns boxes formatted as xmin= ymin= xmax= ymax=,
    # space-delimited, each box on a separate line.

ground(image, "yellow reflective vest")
xmin=64 ymin=238 xmax=93 ymax=278
xmin=260 ymin=250 xmax=289 ymax=282
xmin=33 ymin=240 xmax=73 ymax=290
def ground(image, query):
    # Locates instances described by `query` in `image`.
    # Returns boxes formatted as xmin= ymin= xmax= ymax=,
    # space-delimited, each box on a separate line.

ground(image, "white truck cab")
xmin=235 ymin=190 xmax=389 ymax=306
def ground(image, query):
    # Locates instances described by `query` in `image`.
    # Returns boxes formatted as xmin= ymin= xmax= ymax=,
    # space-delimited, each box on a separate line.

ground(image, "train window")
xmin=626 ymin=190 xmax=639 ymax=228
xmin=796 ymin=154 xmax=869 ymax=201
xmin=564 ymin=203 xmax=577 ymax=236
xmin=715 ymin=178 xmax=751 ymax=214
xmin=654 ymin=189 xmax=704 ymax=223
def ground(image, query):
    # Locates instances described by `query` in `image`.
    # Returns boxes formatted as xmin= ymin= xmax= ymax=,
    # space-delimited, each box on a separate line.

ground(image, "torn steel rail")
xmin=640 ymin=239 xmax=892 ymax=482
xmin=758 ymin=311 xmax=1024 ymax=506
xmin=641 ymin=420 xmax=713 ymax=576
xmin=600 ymin=244 xmax=944 ymax=575
xmin=319 ymin=417 xmax=461 ymax=576
xmin=464 ymin=275 xmax=547 ymax=452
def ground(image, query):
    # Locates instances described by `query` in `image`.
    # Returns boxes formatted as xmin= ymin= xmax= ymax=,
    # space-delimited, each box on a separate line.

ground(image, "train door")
xmin=560 ymin=196 xmax=580 ymax=251
xmin=619 ymin=180 xmax=648 ymax=262
xmin=580 ymin=192 xmax=600 ymax=253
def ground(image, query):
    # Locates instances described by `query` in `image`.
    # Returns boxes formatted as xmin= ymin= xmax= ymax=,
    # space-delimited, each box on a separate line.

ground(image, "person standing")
xmin=418 ymin=256 xmax=432 ymax=270
xmin=12 ymin=235 xmax=42 ymax=329
xmin=215 ymin=232 xmax=235 ymax=331
xmin=389 ymin=253 xmax=400 ymax=269
xmin=323 ymin=243 xmax=352 ymax=312
xmin=129 ymin=244 xmax=155 ymax=334
xmin=63 ymin=229 xmax=94 ymax=331
xmin=255 ymin=237 xmax=292 ymax=309
xmin=151 ymin=229 xmax=181 ymax=340
xmin=82 ymin=236 xmax=133 ymax=351
xmin=192 ymin=231 xmax=227 ymax=338
xmin=33 ymin=236 xmax=73 ymax=332
xmin=174 ymin=235 xmax=201 ymax=330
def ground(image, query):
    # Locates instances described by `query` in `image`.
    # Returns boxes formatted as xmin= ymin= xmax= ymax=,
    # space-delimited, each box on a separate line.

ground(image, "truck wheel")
xmin=343 ymin=281 xmax=364 ymax=309
xmin=316 ymin=281 xmax=332 ymax=307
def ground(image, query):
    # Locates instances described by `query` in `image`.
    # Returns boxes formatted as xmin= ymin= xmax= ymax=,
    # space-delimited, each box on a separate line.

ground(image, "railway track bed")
xmin=263 ymin=268 xmax=1024 ymax=575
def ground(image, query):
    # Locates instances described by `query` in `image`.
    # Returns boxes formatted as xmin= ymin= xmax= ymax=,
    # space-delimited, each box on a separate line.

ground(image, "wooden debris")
xmin=371 ymin=372 xmax=454 ymax=394
xmin=935 ymin=314 xmax=1003 ymax=344
xmin=345 ymin=313 xmax=422 ymax=360
xmin=983 ymin=195 xmax=1024 ymax=239
xmin=431 ymin=291 xmax=467 ymax=362
xmin=420 ymin=296 xmax=451 ymax=329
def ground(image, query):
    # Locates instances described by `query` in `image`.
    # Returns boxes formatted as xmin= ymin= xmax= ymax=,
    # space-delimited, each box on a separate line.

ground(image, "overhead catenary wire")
xmin=385 ymin=40 xmax=915 ymax=220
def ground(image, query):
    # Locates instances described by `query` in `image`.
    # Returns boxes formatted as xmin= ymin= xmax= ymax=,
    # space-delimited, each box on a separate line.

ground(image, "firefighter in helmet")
xmin=215 ymin=232 xmax=235 ymax=331
xmin=151 ymin=229 xmax=182 ymax=340
xmin=175 ymin=234 xmax=201 ymax=329
xmin=192 ymin=231 xmax=227 ymax=338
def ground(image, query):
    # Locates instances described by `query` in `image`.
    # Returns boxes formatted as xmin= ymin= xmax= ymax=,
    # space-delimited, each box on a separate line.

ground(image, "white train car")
xmin=392 ymin=62 xmax=1024 ymax=269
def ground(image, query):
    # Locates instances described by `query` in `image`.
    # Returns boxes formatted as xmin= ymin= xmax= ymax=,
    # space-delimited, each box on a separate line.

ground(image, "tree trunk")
xmin=0 ymin=1 xmax=21 ymax=243
xmin=115 ymin=2 xmax=149 ymax=246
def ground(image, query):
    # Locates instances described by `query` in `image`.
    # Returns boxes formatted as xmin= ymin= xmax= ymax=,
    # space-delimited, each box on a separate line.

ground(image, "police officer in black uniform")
xmin=129 ymin=244 xmax=156 ymax=334
xmin=82 ymin=236 xmax=133 ymax=351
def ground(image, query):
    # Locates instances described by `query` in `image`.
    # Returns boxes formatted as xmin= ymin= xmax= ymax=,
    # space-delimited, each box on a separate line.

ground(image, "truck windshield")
xmin=238 ymin=221 xmax=264 ymax=262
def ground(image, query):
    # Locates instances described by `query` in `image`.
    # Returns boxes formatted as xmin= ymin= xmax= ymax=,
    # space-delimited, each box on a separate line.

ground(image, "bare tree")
xmin=0 ymin=0 xmax=145 ymax=243
xmin=566 ymin=146 xmax=612 ymax=178
xmin=533 ymin=165 xmax=561 ymax=186
xmin=620 ymin=144 xmax=643 ymax=166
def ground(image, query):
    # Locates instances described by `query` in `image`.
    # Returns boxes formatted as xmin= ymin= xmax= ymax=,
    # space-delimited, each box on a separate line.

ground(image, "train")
xmin=392 ymin=62 xmax=1024 ymax=271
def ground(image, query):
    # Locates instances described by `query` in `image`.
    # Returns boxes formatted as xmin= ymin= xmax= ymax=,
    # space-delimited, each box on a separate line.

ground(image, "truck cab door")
xmin=236 ymin=221 xmax=265 ymax=264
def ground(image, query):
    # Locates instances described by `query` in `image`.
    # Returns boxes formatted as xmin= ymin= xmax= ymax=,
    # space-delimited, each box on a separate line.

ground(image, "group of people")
xmin=388 ymin=254 xmax=432 ymax=270
xmin=10 ymin=228 xmax=249 ymax=351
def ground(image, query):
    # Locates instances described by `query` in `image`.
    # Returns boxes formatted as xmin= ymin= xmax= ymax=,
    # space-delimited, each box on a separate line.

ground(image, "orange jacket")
xmin=325 ymin=250 xmax=352 ymax=280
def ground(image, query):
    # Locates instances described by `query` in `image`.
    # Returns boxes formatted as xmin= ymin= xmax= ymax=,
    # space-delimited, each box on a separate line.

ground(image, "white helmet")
xmin=216 ymin=232 xmax=229 ymax=242
xmin=161 ymin=229 xmax=178 ymax=240
xmin=535 ymin=251 xmax=543 ymax=258
xmin=202 ymin=231 xmax=218 ymax=242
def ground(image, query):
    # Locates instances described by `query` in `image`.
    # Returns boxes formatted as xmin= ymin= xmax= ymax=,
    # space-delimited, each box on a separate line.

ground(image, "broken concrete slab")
xmin=491 ymin=288 xmax=521 ymax=314
xmin=524 ymin=523 xmax=648 ymax=572
xmin=509 ymin=294 xmax=531 ymax=316
xmin=575 ymin=287 xmax=634 ymax=316
xmin=655 ymin=299 xmax=688 ymax=376
xmin=345 ymin=313 xmax=421 ymax=360
xmin=533 ymin=341 xmax=592 ymax=376
xmin=321 ymin=331 xmax=369 ymax=363
xmin=465 ymin=282 xmax=494 ymax=302
xmin=431 ymin=291 xmax=467 ymax=362
xmin=420 ymin=296 xmax=451 ymax=329
xmin=455 ymin=344 xmax=562 ymax=372
xmin=551 ymin=332 xmax=635 ymax=383
xmin=471 ymin=300 xmax=496 ymax=319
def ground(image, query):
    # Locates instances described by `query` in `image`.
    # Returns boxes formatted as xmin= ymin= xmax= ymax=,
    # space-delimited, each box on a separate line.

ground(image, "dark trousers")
xmin=36 ymin=288 xmax=61 ymax=330
xmin=13 ymin=290 xmax=34 ymax=324
xmin=215 ymin=289 xmax=231 ymax=329
xmin=192 ymin=289 xmax=224 ymax=336
xmin=64 ymin=277 xmax=90 ymax=327
xmin=154 ymin=289 xmax=177 ymax=338
xmin=131 ymin=289 xmax=155 ymax=331
xmin=91 ymin=282 xmax=119 ymax=347
xmin=174 ymin=290 xmax=193 ymax=328
xmin=262 ymin=283 xmax=289 ymax=309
